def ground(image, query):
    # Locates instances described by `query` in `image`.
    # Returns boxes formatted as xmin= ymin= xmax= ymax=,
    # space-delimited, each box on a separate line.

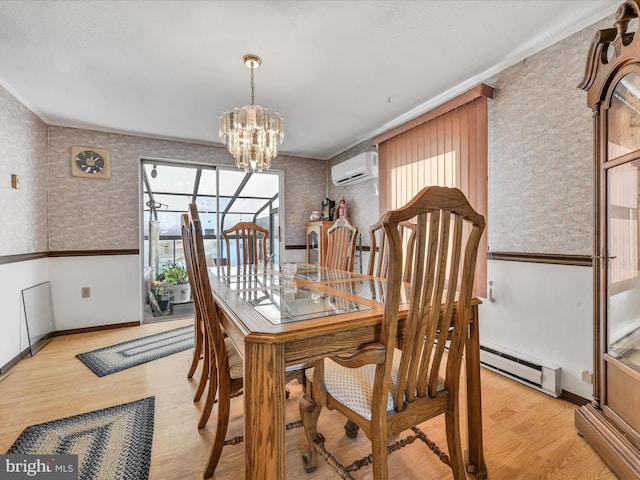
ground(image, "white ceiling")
xmin=0 ymin=0 xmax=619 ymax=160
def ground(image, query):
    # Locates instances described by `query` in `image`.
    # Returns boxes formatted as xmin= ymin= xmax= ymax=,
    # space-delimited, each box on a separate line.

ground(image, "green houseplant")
xmin=160 ymin=259 xmax=190 ymax=303
xmin=161 ymin=260 xmax=188 ymax=284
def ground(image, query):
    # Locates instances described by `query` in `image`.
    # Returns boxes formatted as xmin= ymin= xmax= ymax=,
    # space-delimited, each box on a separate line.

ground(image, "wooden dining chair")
xmin=180 ymin=214 xmax=206 ymax=398
xmin=222 ymin=221 xmax=269 ymax=266
xmin=182 ymin=211 xmax=241 ymax=427
xmin=368 ymin=216 xmax=417 ymax=283
xmin=187 ymin=206 xmax=245 ymax=477
xmin=325 ymin=217 xmax=358 ymax=271
xmin=187 ymin=204 xmax=305 ymax=478
xmin=299 ymin=186 xmax=485 ymax=480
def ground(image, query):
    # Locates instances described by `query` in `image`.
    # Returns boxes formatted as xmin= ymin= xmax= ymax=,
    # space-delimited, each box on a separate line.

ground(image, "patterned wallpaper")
xmin=276 ymin=154 xmax=329 ymax=245
xmin=2 ymin=13 xmax=615 ymax=258
xmin=328 ymin=14 xmax=610 ymax=257
xmin=47 ymin=127 xmax=327 ymax=251
xmin=486 ymin=15 xmax=613 ymax=255
xmin=0 ymin=85 xmax=48 ymax=257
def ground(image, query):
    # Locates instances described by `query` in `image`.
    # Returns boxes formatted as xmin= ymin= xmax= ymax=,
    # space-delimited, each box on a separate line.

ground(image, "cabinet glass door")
xmin=607 ymin=158 xmax=640 ymax=372
xmin=308 ymin=230 xmax=319 ymax=264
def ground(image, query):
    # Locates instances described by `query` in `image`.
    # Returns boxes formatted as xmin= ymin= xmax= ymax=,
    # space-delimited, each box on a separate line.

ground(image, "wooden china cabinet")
xmin=576 ymin=2 xmax=640 ymax=478
xmin=305 ymin=221 xmax=332 ymax=266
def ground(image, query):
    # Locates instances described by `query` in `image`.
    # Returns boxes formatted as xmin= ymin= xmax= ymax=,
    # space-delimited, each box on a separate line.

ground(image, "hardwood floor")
xmin=0 ymin=318 xmax=617 ymax=479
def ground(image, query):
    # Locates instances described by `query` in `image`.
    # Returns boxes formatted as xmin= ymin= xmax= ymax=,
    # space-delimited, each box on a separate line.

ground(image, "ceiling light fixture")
xmin=219 ymin=54 xmax=284 ymax=173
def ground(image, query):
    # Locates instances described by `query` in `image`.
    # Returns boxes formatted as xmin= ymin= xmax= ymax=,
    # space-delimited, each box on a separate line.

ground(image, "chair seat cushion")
xmin=226 ymin=337 xmax=244 ymax=379
xmin=305 ymin=348 xmax=445 ymax=420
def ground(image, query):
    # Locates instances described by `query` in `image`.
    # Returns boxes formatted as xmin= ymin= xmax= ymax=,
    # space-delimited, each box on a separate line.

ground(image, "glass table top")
xmin=321 ymin=278 xmax=412 ymax=304
xmin=211 ymin=272 xmax=282 ymax=290
xmin=294 ymin=269 xmax=364 ymax=282
xmin=209 ymin=265 xmax=272 ymax=277
xmin=236 ymin=285 xmax=372 ymax=325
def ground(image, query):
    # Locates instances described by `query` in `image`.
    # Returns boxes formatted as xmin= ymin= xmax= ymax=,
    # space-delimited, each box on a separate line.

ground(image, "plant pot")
xmin=167 ymin=283 xmax=191 ymax=304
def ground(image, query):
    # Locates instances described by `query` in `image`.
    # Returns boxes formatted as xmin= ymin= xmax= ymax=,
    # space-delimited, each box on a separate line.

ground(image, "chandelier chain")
xmin=250 ymin=66 xmax=255 ymax=106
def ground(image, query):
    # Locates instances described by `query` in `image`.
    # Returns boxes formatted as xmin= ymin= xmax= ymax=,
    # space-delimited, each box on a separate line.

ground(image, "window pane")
xmin=226 ymin=197 xmax=273 ymax=213
xmin=608 ymin=72 xmax=640 ymax=160
xmin=155 ymin=211 xmax=184 ymax=237
xmin=152 ymin=194 xmax=192 ymax=213
xmin=242 ymin=172 xmax=279 ymax=197
xmin=144 ymin=163 xmax=281 ymax=272
xmin=607 ymin=158 xmax=640 ymax=374
xmin=218 ymin=169 xmax=248 ymax=196
xmin=144 ymin=164 xmax=196 ymax=194
xmin=195 ymin=196 xmax=217 ymax=212
xmin=198 ymin=168 xmax=217 ymax=196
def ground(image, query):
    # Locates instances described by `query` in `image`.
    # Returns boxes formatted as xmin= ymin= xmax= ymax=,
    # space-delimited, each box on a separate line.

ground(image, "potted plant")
xmin=160 ymin=259 xmax=191 ymax=303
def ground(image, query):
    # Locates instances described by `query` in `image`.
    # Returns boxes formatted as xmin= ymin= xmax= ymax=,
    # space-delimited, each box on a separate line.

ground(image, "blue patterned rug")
xmin=6 ymin=397 xmax=155 ymax=480
xmin=77 ymin=326 xmax=194 ymax=376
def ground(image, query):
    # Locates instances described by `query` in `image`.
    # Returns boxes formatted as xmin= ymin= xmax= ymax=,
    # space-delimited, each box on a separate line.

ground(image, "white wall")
xmin=283 ymin=248 xmax=306 ymax=263
xmin=1 ymin=255 xmax=141 ymax=369
xmin=479 ymin=260 xmax=593 ymax=398
xmin=48 ymin=255 xmax=141 ymax=330
xmin=475 ymin=16 xmax=615 ymax=400
xmin=0 ymin=258 xmax=49 ymax=368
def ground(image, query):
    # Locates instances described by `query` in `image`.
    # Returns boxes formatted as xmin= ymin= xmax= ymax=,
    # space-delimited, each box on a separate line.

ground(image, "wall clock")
xmin=70 ymin=146 xmax=111 ymax=179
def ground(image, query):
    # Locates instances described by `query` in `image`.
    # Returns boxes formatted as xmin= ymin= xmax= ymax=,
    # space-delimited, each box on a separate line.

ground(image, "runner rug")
xmin=77 ymin=325 xmax=194 ymax=377
xmin=5 ymin=397 xmax=155 ymax=480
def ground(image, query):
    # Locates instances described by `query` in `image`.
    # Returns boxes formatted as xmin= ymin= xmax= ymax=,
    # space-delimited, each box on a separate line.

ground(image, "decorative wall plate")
xmin=71 ymin=146 xmax=111 ymax=178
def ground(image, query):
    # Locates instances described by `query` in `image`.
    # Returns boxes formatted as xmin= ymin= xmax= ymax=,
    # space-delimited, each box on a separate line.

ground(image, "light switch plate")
xmin=11 ymin=174 xmax=21 ymax=189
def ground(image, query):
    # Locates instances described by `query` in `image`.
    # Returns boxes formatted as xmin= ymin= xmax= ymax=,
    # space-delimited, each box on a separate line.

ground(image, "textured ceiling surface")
xmin=0 ymin=0 xmax=619 ymax=159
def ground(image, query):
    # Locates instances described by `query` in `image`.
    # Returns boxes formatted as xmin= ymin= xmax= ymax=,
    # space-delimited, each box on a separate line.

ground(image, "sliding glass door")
xmin=141 ymin=160 xmax=281 ymax=322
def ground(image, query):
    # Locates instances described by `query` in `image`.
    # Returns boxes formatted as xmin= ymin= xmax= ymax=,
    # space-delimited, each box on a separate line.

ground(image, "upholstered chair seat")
xmin=305 ymin=349 xmax=445 ymax=421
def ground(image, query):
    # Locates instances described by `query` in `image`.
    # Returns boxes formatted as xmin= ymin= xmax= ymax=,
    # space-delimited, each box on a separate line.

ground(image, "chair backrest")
xmin=181 ymin=212 xmax=202 ymax=318
xmin=325 ymin=217 xmax=358 ymax=271
xmin=222 ymin=222 xmax=269 ymax=266
xmin=368 ymin=217 xmax=416 ymax=283
xmin=381 ymin=186 xmax=485 ymax=412
xmin=187 ymin=204 xmax=231 ymax=376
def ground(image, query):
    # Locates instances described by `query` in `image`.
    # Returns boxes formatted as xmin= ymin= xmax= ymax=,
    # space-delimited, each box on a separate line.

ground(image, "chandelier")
xmin=219 ymin=54 xmax=284 ymax=172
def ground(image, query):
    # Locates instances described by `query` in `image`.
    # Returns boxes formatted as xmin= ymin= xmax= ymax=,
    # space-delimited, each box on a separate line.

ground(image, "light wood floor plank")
xmin=0 ymin=318 xmax=616 ymax=479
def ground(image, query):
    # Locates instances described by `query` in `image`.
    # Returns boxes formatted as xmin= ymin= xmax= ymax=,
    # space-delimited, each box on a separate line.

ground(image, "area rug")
xmin=77 ymin=325 xmax=194 ymax=376
xmin=6 ymin=397 xmax=155 ymax=480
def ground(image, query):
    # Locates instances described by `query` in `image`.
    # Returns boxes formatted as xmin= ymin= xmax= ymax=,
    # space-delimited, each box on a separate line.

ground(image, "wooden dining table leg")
xmin=244 ymin=339 xmax=287 ymax=480
xmin=465 ymin=303 xmax=487 ymax=480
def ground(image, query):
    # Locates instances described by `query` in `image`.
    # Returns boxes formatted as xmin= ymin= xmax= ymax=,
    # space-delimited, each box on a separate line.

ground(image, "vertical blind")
xmin=373 ymin=85 xmax=492 ymax=297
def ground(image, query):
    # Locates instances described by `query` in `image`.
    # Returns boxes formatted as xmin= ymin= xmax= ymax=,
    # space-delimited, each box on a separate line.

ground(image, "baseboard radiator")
xmin=479 ymin=343 xmax=561 ymax=397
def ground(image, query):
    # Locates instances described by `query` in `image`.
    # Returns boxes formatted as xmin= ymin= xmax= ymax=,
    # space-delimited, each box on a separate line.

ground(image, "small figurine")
xmin=336 ymin=197 xmax=348 ymax=219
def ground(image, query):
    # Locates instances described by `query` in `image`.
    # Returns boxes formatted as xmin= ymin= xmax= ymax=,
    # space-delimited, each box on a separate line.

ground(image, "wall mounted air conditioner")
xmin=331 ymin=151 xmax=378 ymax=186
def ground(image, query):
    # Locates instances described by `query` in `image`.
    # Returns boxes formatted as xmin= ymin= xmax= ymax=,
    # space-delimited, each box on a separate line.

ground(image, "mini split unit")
xmin=331 ymin=151 xmax=379 ymax=186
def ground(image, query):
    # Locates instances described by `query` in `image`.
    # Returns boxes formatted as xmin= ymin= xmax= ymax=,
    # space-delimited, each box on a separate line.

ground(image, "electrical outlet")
xmin=81 ymin=287 xmax=91 ymax=298
xmin=290 ymin=215 xmax=300 ymax=224
xmin=581 ymin=369 xmax=593 ymax=384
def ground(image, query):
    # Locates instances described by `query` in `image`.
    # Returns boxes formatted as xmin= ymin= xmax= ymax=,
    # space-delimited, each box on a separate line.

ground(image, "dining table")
xmin=208 ymin=262 xmax=487 ymax=480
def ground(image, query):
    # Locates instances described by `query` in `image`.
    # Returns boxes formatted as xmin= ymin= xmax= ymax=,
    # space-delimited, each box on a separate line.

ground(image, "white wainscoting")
xmin=48 ymin=255 xmax=141 ymax=331
xmin=283 ymin=248 xmax=306 ymax=263
xmin=3 ymin=254 xmax=595 ymax=401
xmin=479 ymin=259 xmax=593 ymax=399
xmin=0 ymin=258 xmax=49 ymax=369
